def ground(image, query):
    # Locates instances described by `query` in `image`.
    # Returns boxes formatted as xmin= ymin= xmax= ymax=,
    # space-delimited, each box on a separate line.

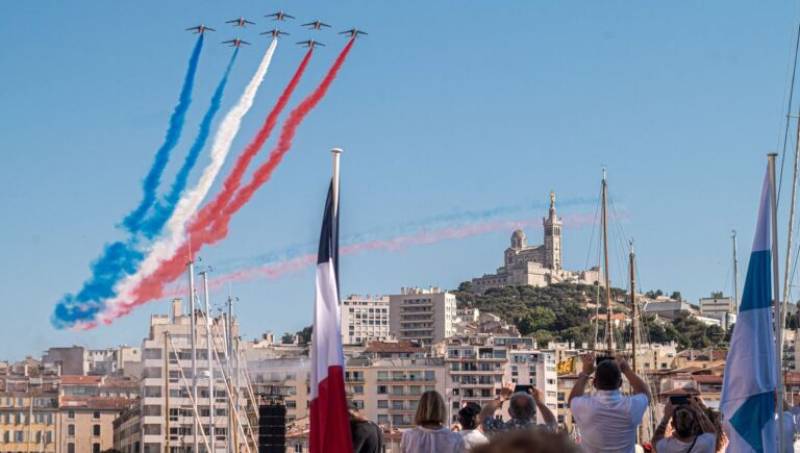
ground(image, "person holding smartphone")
xmin=479 ymin=382 xmax=557 ymax=435
xmin=652 ymin=397 xmax=717 ymax=452
xmin=567 ymin=352 xmax=651 ymax=453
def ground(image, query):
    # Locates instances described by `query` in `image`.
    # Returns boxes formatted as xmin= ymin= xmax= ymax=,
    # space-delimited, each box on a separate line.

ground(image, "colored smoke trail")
xmin=123 ymin=35 xmax=204 ymax=232
xmin=198 ymin=213 xmax=599 ymax=292
xmin=140 ymin=48 xmax=240 ymax=238
xmin=216 ymin=196 xmax=598 ymax=272
xmin=103 ymin=39 xmax=355 ymax=323
xmin=192 ymin=48 xmax=314 ymax=232
xmin=51 ymin=36 xmax=206 ymax=328
xmin=99 ymin=39 xmax=279 ymax=323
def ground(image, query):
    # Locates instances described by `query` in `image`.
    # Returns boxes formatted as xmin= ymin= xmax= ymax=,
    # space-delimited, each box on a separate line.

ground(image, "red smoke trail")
xmin=111 ymin=39 xmax=356 ymax=318
xmin=202 ymin=213 xmax=599 ymax=290
xmin=191 ymin=49 xmax=314 ymax=230
xmin=205 ymin=38 xmax=356 ymax=241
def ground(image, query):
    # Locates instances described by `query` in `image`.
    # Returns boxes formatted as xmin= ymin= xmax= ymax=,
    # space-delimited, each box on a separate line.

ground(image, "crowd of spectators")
xmin=348 ymin=352 xmax=799 ymax=453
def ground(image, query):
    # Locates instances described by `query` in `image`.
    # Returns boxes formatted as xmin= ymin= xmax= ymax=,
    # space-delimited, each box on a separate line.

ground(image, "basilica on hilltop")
xmin=470 ymin=192 xmax=602 ymax=294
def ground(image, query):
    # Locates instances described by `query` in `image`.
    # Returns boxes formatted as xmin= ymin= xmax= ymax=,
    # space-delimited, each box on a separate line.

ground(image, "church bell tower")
xmin=543 ymin=191 xmax=562 ymax=270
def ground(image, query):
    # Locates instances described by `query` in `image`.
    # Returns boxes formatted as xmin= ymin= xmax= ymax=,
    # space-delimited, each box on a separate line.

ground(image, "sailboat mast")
xmin=602 ymin=170 xmax=613 ymax=354
xmin=201 ymin=271 xmax=216 ymax=453
xmin=768 ymin=153 xmax=785 ymax=453
xmin=188 ymin=261 xmax=199 ymax=453
xmin=731 ymin=231 xmax=739 ymax=315
xmin=629 ymin=242 xmax=637 ymax=373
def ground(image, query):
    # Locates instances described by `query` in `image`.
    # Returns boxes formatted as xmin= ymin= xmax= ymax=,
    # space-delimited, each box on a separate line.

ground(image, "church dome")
xmin=511 ymin=229 xmax=527 ymax=249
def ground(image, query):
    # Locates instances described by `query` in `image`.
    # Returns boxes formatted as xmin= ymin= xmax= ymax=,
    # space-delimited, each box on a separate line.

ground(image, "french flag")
xmin=309 ymin=179 xmax=353 ymax=453
xmin=720 ymin=165 xmax=778 ymax=452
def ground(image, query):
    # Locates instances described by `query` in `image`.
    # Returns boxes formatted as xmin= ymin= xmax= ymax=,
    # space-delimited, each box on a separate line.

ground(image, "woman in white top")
xmin=401 ymin=390 xmax=465 ymax=453
xmin=652 ymin=398 xmax=717 ymax=453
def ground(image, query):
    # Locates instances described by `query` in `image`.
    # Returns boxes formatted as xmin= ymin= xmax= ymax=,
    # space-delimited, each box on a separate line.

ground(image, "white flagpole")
xmin=331 ymin=148 xmax=342 ymax=219
xmin=769 ymin=152 xmax=785 ymax=452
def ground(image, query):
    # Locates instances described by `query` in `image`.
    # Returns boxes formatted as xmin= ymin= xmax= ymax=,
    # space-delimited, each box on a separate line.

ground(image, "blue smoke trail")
xmin=122 ymin=34 xmax=205 ymax=232
xmin=51 ymin=240 xmax=144 ymax=329
xmin=214 ymin=196 xmax=598 ymax=273
xmin=51 ymin=38 xmax=223 ymax=329
xmin=139 ymin=48 xmax=240 ymax=238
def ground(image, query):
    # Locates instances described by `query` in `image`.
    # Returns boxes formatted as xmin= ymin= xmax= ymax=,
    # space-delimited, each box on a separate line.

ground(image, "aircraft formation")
xmin=186 ymin=10 xmax=367 ymax=49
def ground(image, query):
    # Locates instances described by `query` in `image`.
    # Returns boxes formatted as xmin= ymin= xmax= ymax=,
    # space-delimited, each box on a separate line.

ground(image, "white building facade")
xmin=389 ymin=287 xmax=458 ymax=345
xmin=340 ymin=295 xmax=392 ymax=345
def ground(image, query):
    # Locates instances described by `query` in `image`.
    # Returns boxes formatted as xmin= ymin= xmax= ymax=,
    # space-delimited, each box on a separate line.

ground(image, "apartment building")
xmin=444 ymin=337 xmax=505 ymax=423
xmin=504 ymin=350 xmax=558 ymax=415
xmin=340 ymin=295 xmax=392 ymax=345
xmin=58 ymin=375 xmax=139 ymax=453
xmin=389 ymin=287 xmax=458 ymax=345
xmin=345 ymin=356 xmax=446 ymax=429
xmin=444 ymin=336 xmax=558 ymax=425
xmin=113 ymin=299 xmax=250 ymax=453
xmin=0 ymin=359 xmax=60 ymax=452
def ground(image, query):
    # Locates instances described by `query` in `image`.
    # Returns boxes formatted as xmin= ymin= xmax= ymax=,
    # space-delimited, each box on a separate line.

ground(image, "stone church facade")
xmin=470 ymin=192 xmax=602 ymax=294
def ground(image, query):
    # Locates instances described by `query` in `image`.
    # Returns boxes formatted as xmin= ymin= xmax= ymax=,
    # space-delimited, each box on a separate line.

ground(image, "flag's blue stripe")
xmin=729 ymin=391 xmax=775 ymax=452
xmin=739 ymin=250 xmax=772 ymax=312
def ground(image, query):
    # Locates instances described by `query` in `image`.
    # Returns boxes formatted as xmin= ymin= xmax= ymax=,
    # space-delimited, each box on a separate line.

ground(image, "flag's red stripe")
xmin=310 ymin=365 xmax=353 ymax=453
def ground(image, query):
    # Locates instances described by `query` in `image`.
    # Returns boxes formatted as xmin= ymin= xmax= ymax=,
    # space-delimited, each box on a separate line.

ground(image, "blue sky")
xmin=1 ymin=1 xmax=799 ymax=359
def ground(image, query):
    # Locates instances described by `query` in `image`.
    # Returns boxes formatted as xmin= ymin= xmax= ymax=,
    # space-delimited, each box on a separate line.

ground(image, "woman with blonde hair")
xmin=401 ymin=390 xmax=465 ymax=453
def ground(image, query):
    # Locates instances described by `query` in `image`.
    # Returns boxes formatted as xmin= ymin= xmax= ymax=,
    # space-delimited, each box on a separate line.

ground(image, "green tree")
xmin=710 ymin=291 xmax=724 ymax=299
xmin=533 ymin=330 xmax=554 ymax=347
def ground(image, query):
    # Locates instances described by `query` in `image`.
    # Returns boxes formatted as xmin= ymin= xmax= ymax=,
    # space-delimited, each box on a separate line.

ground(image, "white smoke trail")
xmin=99 ymin=39 xmax=278 ymax=323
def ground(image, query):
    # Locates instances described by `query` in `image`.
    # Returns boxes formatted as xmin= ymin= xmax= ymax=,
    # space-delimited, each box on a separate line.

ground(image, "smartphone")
xmin=669 ymin=395 xmax=689 ymax=405
xmin=513 ymin=384 xmax=534 ymax=394
xmin=595 ymin=355 xmax=615 ymax=365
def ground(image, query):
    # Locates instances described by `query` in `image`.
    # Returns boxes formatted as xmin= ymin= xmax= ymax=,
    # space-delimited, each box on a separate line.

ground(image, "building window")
xmin=67 ymin=424 xmax=75 ymax=436
xmin=93 ymin=410 xmax=100 ymax=419
xmin=93 ymin=424 xmax=100 ymax=436
xmin=93 ymin=443 xmax=101 ymax=453
xmin=67 ymin=443 xmax=75 ymax=453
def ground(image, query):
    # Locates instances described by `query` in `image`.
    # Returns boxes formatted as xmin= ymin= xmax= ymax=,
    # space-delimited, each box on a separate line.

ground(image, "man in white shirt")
xmin=568 ymin=353 xmax=651 ymax=453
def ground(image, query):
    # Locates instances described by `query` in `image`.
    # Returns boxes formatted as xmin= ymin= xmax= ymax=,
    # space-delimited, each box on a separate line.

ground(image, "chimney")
xmin=171 ymin=298 xmax=182 ymax=322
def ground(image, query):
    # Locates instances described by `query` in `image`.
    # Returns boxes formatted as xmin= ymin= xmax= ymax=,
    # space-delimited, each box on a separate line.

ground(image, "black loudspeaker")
xmin=258 ymin=403 xmax=286 ymax=453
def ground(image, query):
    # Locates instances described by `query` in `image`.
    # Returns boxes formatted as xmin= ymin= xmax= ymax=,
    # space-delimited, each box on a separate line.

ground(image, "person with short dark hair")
xmin=652 ymin=398 xmax=716 ymax=453
xmin=568 ymin=353 xmax=651 ymax=453
xmin=480 ymin=383 xmax=557 ymax=435
xmin=458 ymin=402 xmax=488 ymax=451
xmin=400 ymin=390 xmax=465 ymax=452
xmin=350 ymin=408 xmax=383 ymax=453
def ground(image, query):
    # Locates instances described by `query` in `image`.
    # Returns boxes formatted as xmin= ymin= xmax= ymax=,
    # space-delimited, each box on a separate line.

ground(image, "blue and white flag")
xmin=720 ymin=166 xmax=778 ymax=453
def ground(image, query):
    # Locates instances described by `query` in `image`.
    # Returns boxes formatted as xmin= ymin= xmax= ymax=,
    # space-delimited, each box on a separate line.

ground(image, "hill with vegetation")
xmin=453 ymin=282 xmax=728 ymax=350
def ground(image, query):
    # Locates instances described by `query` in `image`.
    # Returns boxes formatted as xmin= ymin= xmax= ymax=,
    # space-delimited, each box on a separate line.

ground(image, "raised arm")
xmin=568 ymin=353 xmax=595 ymax=405
xmin=532 ymin=387 xmax=557 ymax=429
xmin=690 ymin=398 xmax=717 ymax=434
xmin=652 ymin=400 xmax=674 ymax=446
xmin=479 ymin=382 xmax=513 ymax=425
xmin=618 ymin=358 xmax=651 ymax=402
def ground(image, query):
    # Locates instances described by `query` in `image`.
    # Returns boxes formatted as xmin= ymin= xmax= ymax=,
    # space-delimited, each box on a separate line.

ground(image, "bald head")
xmin=508 ymin=391 xmax=536 ymax=421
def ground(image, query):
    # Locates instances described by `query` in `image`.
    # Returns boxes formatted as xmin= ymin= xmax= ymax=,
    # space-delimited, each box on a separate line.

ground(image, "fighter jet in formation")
xmin=302 ymin=20 xmax=331 ymax=30
xmin=223 ymin=38 xmax=251 ymax=48
xmin=261 ymin=28 xmax=290 ymax=38
xmin=226 ymin=17 xmax=256 ymax=28
xmin=339 ymin=28 xmax=367 ymax=38
xmin=297 ymin=40 xmax=325 ymax=49
xmin=186 ymin=24 xmax=216 ymax=34
xmin=266 ymin=11 xmax=295 ymax=21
